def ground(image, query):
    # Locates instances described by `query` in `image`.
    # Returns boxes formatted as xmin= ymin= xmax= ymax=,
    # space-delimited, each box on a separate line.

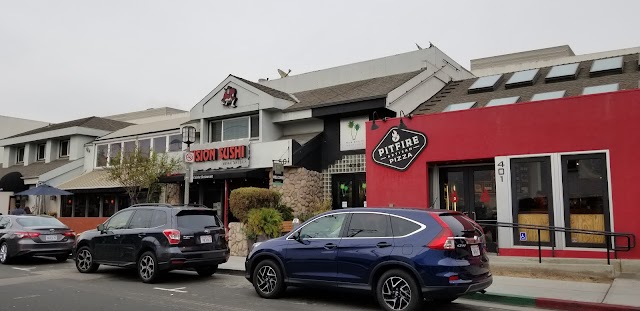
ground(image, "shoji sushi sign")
xmin=192 ymin=144 xmax=249 ymax=169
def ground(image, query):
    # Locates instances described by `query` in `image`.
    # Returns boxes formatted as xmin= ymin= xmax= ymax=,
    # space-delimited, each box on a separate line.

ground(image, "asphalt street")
xmin=0 ymin=256 xmax=551 ymax=311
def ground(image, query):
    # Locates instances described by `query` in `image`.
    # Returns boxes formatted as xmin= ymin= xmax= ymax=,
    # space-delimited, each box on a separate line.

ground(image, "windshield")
xmin=16 ymin=217 xmax=66 ymax=228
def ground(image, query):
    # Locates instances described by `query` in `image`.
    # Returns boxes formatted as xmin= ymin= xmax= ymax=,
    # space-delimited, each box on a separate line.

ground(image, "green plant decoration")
xmin=245 ymin=208 xmax=283 ymax=241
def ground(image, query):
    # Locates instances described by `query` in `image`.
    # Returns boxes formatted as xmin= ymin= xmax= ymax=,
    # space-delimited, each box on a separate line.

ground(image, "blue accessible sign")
xmin=519 ymin=232 xmax=527 ymax=241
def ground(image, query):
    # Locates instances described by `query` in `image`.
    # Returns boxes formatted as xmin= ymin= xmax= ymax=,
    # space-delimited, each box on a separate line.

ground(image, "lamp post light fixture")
xmin=182 ymin=126 xmax=196 ymax=205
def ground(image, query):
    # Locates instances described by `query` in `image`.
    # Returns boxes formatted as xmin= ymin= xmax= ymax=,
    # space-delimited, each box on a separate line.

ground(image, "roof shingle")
xmin=5 ymin=117 xmax=132 ymax=139
xmin=232 ymin=76 xmax=297 ymax=102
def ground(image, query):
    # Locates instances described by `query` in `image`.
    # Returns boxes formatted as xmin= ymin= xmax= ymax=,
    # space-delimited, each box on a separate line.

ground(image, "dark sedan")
xmin=0 ymin=215 xmax=75 ymax=264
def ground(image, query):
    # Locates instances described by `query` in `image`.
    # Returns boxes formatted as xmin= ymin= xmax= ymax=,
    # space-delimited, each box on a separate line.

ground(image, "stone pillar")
xmin=228 ymin=222 xmax=249 ymax=257
xmin=163 ymin=183 xmax=182 ymax=205
xmin=270 ymin=167 xmax=323 ymax=217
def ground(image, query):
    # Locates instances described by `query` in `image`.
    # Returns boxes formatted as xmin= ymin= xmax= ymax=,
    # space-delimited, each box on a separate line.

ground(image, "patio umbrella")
xmin=15 ymin=184 xmax=73 ymax=215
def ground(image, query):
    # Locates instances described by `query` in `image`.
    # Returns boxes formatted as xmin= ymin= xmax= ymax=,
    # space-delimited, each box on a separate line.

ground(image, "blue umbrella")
xmin=15 ymin=184 xmax=73 ymax=196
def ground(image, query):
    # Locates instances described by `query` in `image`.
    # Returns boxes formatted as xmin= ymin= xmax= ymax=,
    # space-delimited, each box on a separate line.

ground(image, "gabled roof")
xmin=413 ymin=53 xmax=640 ymax=115
xmin=232 ymin=75 xmax=297 ymax=102
xmin=285 ymin=70 xmax=424 ymax=112
xmin=96 ymin=116 xmax=189 ymax=141
xmin=0 ymin=160 xmax=71 ymax=179
xmin=5 ymin=117 xmax=132 ymax=139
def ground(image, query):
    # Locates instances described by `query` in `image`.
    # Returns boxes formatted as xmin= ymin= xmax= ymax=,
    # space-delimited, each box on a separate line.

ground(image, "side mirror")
xmin=97 ymin=224 xmax=105 ymax=232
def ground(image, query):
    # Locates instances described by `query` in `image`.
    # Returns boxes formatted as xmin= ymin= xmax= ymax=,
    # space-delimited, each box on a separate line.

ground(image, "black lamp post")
xmin=182 ymin=126 xmax=196 ymax=205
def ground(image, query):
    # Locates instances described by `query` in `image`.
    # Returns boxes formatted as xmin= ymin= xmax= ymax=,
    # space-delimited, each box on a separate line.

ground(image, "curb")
xmin=217 ymin=268 xmax=246 ymax=277
xmin=464 ymin=293 xmax=640 ymax=311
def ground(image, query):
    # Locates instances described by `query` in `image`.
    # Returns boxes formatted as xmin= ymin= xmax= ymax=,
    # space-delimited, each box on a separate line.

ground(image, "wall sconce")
xmin=371 ymin=111 xmax=387 ymax=131
xmin=398 ymin=110 xmax=412 ymax=130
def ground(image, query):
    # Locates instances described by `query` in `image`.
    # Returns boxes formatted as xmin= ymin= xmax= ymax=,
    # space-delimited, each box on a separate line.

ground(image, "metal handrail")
xmin=476 ymin=220 xmax=636 ymax=265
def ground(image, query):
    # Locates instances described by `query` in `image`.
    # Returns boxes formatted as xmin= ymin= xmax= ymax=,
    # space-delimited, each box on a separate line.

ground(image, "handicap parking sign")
xmin=519 ymin=232 xmax=527 ymax=241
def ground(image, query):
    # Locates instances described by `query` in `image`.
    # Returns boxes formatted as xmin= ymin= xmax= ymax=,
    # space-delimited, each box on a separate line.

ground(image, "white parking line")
xmin=153 ymin=287 xmax=188 ymax=293
xmin=12 ymin=267 xmax=35 ymax=272
xmin=14 ymin=295 xmax=40 ymax=300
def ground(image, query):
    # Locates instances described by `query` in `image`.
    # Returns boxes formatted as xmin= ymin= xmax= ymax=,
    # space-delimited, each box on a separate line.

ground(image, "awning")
xmin=159 ymin=168 xmax=268 ymax=183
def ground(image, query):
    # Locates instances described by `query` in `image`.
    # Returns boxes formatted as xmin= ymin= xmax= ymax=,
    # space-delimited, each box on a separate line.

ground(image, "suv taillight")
xmin=163 ymin=229 xmax=181 ymax=245
xmin=428 ymin=227 xmax=456 ymax=250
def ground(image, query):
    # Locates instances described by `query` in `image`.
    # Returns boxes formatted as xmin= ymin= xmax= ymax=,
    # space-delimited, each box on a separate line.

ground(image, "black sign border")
xmin=371 ymin=126 xmax=428 ymax=171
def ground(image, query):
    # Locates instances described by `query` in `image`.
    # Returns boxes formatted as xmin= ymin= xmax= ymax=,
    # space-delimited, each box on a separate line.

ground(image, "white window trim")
xmin=16 ymin=146 xmax=25 ymax=163
xmin=97 ymin=135 xmax=179 ymax=168
xmin=36 ymin=144 xmax=46 ymax=161
xmin=59 ymin=140 xmax=70 ymax=158
xmin=495 ymin=149 xmax=613 ymax=252
xmin=209 ymin=114 xmax=259 ymax=143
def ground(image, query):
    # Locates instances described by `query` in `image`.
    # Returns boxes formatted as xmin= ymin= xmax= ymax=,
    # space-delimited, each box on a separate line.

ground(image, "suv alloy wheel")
xmin=75 ymin=246 xmax=99 ymax=273
xmin=138 ymin=251 xmax=160 ymax=283
xmin=252 ymin=259 xmax=286 ymax=298
xmin=376 ymin=269 xmax=422 ymax=311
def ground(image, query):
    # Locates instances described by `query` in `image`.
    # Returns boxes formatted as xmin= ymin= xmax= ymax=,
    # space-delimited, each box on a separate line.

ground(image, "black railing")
xmin=476 ymin=221 xmax=636 ymax=265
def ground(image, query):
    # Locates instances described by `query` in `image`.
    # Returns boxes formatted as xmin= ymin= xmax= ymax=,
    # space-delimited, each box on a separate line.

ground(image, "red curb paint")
xmin=536 ymin=298 xmax=640 ymax=311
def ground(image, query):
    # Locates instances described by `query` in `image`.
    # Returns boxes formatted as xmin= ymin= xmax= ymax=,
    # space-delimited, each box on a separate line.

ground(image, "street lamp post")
xmin=182 ymin=126 xmax=196 ymax=205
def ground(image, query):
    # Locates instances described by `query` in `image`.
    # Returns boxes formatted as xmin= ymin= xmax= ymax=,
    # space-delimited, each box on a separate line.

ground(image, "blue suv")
xmin=245 ymin=208 xmax=492 ymax=311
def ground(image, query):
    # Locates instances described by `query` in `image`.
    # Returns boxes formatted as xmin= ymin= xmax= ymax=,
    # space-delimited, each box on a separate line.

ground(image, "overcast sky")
xmin=1 ymin=0 xmax=639 ymax=123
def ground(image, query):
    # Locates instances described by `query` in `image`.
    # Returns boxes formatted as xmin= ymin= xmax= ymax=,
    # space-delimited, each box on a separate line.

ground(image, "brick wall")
xmin=59 ymin=217 xmax=108 ymax=233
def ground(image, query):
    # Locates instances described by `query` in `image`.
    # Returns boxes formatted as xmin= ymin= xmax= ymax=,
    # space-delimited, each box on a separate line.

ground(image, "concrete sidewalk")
xmin=220 ymin=256 xmax=640 ymax=310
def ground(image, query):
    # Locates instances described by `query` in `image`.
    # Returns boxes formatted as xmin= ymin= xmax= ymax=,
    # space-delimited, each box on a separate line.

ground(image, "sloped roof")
xmin=105 ymin=107 xmax=187 ymax=122
xmin=58 ymin=170 xmax=123 ymax=190
xmin=6 ymin=117 xmax=132 ymax=139
xmin=97 ymin=116 xmax=189 ymax=141
xmin=0 ymin=160 xmax=71 ymax=179
xmin=285 ymin=70 xmax=424 ymax=111
xmin=232 ymin=76 xmax=297 ymax=102
xmin=414 ymin=53 xmax=640 ymax=115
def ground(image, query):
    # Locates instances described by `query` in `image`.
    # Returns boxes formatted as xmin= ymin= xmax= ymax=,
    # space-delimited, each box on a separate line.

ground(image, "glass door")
xmin=332 ymin=173 xmax=366 ymax=209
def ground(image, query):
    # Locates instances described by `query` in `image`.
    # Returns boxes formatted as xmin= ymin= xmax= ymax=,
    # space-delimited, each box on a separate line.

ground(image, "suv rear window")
xmin=16 ymin=217 xmax=65 ymax=228
xmin=176 ymin=210 xmax=220 ymax=229
xmin=439 ymin=214 xmax=480 ymax=238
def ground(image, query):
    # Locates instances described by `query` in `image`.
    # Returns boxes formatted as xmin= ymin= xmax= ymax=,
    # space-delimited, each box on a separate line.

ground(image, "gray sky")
xmin=1 ymin=0 xmax=639 ymax=123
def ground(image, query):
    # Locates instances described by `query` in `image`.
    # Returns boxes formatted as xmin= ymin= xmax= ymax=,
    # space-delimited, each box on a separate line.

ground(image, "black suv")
xmin=73 ymin=204 xmax=230 ymax=283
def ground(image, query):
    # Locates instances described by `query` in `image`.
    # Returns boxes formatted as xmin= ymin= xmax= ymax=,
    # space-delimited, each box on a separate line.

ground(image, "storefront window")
xmin=74 ymin=195 xmax=86 ymax=217
xmin=337 ymin=180 xmax=353 ymax=208
xmin=61 ymin=196 xmax=73 ymax=217
xmin=511 ymin=157 xmax=554 ymax=245
xmin=562 ymin=154 xmax=609 ymax=247
xmin=139 ymin=139 xmax=151 ymax=158
xmin=87 ymin=195 xmax=100 ymax=217
xmin=153 ymin=137 xmax=166 ymax=154
xmin=103 ymin=195 xmax=116 ymax=217
xmin=168 ymin=135 xmax=182 ymax=152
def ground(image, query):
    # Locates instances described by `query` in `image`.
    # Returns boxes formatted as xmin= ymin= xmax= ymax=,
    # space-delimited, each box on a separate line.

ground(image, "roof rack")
xmin=129 ymin=203 xmax=173 ymax=208
xmin=172 ymin=203 xmax=211 ymax=209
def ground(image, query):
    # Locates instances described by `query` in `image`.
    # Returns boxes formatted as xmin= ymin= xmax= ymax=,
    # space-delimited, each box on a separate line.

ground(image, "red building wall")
xmin=366 ymin=90 xmax=640 ymax=258
xmin=59 ymin=217 xmax=108 ymax=234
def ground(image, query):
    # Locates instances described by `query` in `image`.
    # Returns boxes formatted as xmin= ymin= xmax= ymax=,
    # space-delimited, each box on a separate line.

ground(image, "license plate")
xmin=471 ymin=244 xmax=480 ymax=256
xmin=45 ymin=235 xmax=58 ymax=241
xmin=200 ymin=235 xmax=212 ymax=244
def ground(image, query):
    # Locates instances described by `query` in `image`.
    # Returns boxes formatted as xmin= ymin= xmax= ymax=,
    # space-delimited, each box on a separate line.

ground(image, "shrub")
xmin=245 ymin=208 xmax=283 ymax=240
xmin=296 ymin=198 xmax=332 ymax=222
xmin=229 ymin=187 xmax=281 ymax=223
xmin=275 ymin=203 xmax=294 ymax=221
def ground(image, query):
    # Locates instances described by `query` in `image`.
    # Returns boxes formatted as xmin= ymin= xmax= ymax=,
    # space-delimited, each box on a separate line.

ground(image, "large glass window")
xmin=96 ymin=145 xmax=108 ymax=167
xmin=209 ymin=115 xmax=259 ymax=142
xmin=103 ymin=195 xmax=116 ymax=217
xmin=250 ymin=115 xmax=259 ymax=138
xmin=138 ymin=139 xmax=151 ymax=158
xmin=123 ymin=141 xmax=136 ymax=158
xmin=210 ymin=121 xmax=222 ymax=142
xmin=87 ymin=195 xmax=100 ymax=217
xmin=74 ymin=197 xmax=87 ymax=217
xmin=168 ymin=135 xmax=182 ymax=152
xmin=511 ymin=157 xmax=554 ymax=245
xmin=346 ymin=213 xmax=390 ymax=238
xmin=61 ymin=196 xmax=73 ymax=217
xmin=109 ymin=143 xmax=121 ymax=165
xmin=297 ymin=213 xmax=347 ymax=239
xmin=562 ymin=154 xmax=610 ymax=247
xmin=153 ymin=137 xmax=166 ymax=154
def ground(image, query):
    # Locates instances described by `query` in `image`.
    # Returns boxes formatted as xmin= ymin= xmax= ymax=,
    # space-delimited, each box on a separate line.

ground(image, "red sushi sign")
xmin=193 ymin=145 xmax=247 ymax=162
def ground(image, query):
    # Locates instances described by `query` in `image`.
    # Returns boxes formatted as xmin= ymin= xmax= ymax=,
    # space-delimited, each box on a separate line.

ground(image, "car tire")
xmin=376 ymin=269 xmax=422 ymax=311
xmin=75 ymin=246 xmax=99 ymax=273
xmin=196 ymin=265 xmax=218 ymax=277
xmin=0 ymin=242 xmax=11 ymax=265
xmin=55 ymin=254 xmax=69 ymax=262
xmin=138 ymin=251 xmax=160 ymax=284
xmin=252 ymin=259 xmax=286 ymax=299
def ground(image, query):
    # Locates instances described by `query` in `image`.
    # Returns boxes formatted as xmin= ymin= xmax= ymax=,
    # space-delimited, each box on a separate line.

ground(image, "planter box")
xmin=281 ymin=220 xmax=293 ymax=233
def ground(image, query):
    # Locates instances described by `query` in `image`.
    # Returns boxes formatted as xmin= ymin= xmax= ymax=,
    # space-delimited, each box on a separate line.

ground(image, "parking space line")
xmin=153 ymin=286 xmax=188 ymax=293
xmin=11 ymin=267 xmax=36 ymax=272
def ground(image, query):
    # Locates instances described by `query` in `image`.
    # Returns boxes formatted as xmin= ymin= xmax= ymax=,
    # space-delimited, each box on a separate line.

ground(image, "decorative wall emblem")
xmin=372 ymin=127 xmax=428 ymax=171
xmin=221 ymin=86 xmax=238 ymax=108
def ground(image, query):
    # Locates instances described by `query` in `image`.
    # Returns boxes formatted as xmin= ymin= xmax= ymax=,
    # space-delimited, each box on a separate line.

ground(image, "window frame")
xmin=286 ymin=212 xmax=349 ymax=240
xmin=16 ymin=146 xmax=25 ymax=163
xmin=36 ymin=143 xmax=46 ymax=161
xmin=59 ymin=140 xmax=70 ymax=158
xmin=209 ymin=114 xmax=259 ymax=143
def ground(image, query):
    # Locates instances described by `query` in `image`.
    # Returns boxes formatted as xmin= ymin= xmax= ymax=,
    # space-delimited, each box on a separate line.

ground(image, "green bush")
xmin=245 ymin=208 xmax=283 ymax=240
xmin=275 ymin=203 xmax=294 ymax=221
xmin=296 ymin=198 xmax=332 ymax=222
xmin=229 ymin=187 xmax=281 ymax=222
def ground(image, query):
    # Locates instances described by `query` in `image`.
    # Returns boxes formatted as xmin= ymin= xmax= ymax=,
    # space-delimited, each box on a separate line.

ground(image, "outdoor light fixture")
xmin=398 ymin=110 xmax=412 ymax=130
xmin=181 ymin=125 xmax=196 ymax=147
xmin=371 ymin=111 xmax=380 ymax=130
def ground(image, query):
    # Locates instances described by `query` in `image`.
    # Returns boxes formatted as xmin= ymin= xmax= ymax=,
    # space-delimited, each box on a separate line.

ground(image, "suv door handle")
xmin=114 ymin=234 xmax=121 ymax=240
xmin=324 ymin=243 xmax=337 ymax=250
xmin=377 ymin=242 xmax=392 ymax=248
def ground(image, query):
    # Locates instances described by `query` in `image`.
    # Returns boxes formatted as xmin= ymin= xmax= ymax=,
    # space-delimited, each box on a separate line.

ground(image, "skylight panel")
xmin=531 ymin=90 xmax=566 ymax=101
xmin=443 ymin=102 xmax=476 ymax=112
xmin=545 ymin=63 xmax=580 ymax=82
xmin=590 ymin=56 xmax=623 ymax=76
xmin=468 ymin=74 xmax=502 ymax=93
xmin=582 ymin=83 xmax=619 ymax=95
xmin=505 ymin=69 xmax=539 ymax=88
xmin=485 ymin=96 xmax=520 ymax=107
